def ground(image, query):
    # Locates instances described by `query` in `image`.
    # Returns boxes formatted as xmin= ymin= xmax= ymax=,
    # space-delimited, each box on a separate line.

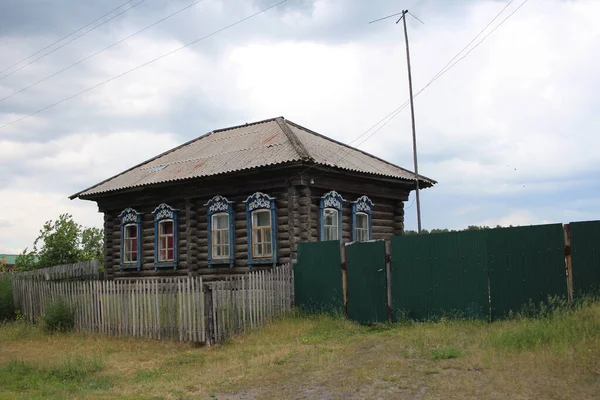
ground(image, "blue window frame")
xmin=244 ymin=192 xmax=277 ymax=268
xmin=205 ymin=195 xmax=235 ymax=268
xmin=152 ymin=203 xmax=178 ymax=270
xmin=320 ymin=190 xmax=344 ymax=242
xmin=119 ymin=208 xmax=142 ymax=271
xmin=352 ymin=195 xmax=373 ymax=242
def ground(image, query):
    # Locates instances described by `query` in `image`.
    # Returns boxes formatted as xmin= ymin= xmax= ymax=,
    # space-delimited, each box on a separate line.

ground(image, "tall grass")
xmin=0 ymin=355 xmax=110 ymax=393
xmin=488 ymin=297 xmax=600 ymax=351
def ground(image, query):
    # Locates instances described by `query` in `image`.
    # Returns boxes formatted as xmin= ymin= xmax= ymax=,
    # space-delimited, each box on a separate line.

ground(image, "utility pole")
xmin=398 ymin=10 xmax=422 ymax=233
xmin=369 ymin=9 xmax=424 ymax=233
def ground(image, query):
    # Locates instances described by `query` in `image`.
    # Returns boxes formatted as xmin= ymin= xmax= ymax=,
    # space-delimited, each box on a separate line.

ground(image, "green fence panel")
xmin=294 ymin=241 xmax=343 ymax=313
xmin=346 ymin=240 xmax=388 ymax=324
xmin=487 ymin=224 xmax=566 ymax=319
xmin=391 ymin=231 xmax=489 ymax=321
xmin=570 ymin=220 xmax=600 ymax=295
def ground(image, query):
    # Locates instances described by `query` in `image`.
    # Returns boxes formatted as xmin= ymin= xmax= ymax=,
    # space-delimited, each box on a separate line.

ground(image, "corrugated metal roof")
xmin=72 ymin=117 xmax=435 ymax=199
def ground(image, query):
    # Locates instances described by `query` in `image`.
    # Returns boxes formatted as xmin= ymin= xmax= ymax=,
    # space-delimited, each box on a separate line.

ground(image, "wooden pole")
xmin=400 ymin=10 xmax=422 ymax=233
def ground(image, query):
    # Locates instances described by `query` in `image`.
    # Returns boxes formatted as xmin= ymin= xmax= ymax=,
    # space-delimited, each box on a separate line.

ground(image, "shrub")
xmin=0 ymin=276 xmax=15 ymax=321
xmin=43 ymin=297 xmax=75 ymax=333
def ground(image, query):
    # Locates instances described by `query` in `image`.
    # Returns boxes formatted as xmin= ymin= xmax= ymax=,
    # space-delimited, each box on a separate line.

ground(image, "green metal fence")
xmin=391 ymin=230 xmax=490 ymax=321
xmin=487 ymin=224 xmax=566 ymax=319
xmin=293 ymin=241 xmax=343 ymax=313
xmin=293 ymin=221 xmax=600 ymax=324
xmin=570 ymin=220 xmax=600 ymax=296
xmin=346 ymin=241 xmax=388 ymax=324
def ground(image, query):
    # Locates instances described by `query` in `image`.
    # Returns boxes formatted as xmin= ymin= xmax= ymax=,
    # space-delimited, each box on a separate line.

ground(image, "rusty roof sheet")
xmin=72 ymin=117 xmax=435 ymax=199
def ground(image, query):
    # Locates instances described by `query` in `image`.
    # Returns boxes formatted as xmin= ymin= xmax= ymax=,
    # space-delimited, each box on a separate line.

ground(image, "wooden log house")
xmin=70 ymin=117 xmax=436 ymax=280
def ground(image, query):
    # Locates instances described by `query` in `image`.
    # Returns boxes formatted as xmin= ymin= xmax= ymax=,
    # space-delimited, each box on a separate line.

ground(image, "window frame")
xmin=352 ymin=195 xmax=373 ymax=242
xmin=152 ymin=203 xmax=178 ymax=270
xmin=205 ymin=195 xmax=235 ymax=268
xmin=157 ymin=219 xmax=175 ymax=263
xmin=320 ymin=190 xmax=344 ymax=243
xmin=244 ymin=192 xmax=277 ymax=268
xmin=119 ymin=208 xmax=142 ymax=271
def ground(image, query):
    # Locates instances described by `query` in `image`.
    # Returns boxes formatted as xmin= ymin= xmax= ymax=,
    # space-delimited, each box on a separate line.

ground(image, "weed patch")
xmin=430 ymin=347 xmax=462 ymax=360
xmin=0 ymin=355 xmax=111 ymax=393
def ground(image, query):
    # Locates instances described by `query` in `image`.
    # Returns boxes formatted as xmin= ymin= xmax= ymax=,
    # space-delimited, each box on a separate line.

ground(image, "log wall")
xmin=97 ymin=168 xmax=411 ymax=279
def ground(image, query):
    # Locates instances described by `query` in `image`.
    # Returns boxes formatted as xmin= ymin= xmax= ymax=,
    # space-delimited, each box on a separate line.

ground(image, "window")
xmin=119 ymin=208 xmax=142 ymax=271
xmin=355 ymin=213 xmax=369 ymax=242
xmin=244 ymin=192 xmax=277 ymax=268
xmin=158 ymin=220 xmax=174 ymax=262
xmin=352 ymin=195 xmax=373 ymax=242
xmin=153 ymin=203 xmax=178 ymax=269
xmin=252 ymin=210 xmax=272 ymax=257
xmin=320 ymin=191 xmax=343 ymax=242
xmin=205 ymin=195 xmax=234 ymax=267
xmin=211 ymin=213 xmax=230 ymax=259
xmin=323 ymin=209 xmax=339 ymax=241
xmin=123 ymin=224 xmax=138 ymax=263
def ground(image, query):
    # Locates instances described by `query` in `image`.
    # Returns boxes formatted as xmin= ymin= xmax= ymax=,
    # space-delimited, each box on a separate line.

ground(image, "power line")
xmin=288 ymin=0 xmax=530 ymax=181
xmin=0 ymin=0 xmax=138 ymax=76
xmin=0 ymin=0 xmax=208 ymax=104
xmin=347 ymin=0 xmax=531 ymax=154
xmin=0 ymin=0 xmax=290 ymax=132
xmin=0 ymin=0 xmax=147 ymax=82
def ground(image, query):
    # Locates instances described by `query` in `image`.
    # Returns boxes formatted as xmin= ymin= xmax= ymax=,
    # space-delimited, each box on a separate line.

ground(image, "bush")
xmin=43 ymin=297 xmax=75 ymax=333
xmin=0 ymin=276 xmax=15 ymax=321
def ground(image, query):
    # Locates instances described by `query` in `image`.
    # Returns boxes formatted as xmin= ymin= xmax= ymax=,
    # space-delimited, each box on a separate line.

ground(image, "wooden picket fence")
xmin=209 ymin=265 xmax=294 ymax=342
xmin=13 ymin=260 xmax=100 ymax=281
xmin=12 ymin=264 xmax=293 ymax=344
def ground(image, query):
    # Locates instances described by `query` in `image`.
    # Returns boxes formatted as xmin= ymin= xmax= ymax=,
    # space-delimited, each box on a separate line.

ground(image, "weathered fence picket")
xmin=12 ymin=264 xmax=293 ymax=344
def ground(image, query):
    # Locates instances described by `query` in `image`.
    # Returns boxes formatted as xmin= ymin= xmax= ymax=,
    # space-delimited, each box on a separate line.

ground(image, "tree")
xmin=14 ymin=248 xmax=38 ymax=271
xmin=81 ymin=227 xmax=104 ymax=264
xmin=15 ymin=214 xmax=104 ymax=270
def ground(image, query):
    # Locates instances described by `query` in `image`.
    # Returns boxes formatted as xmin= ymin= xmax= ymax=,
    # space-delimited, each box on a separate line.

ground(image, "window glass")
xmin=355 ymin=213 xmax=369 ymax=242
xmin=124 ymin=224 xmax=138 ymax=263
xmin=212 ymin=213 xmax=230 ymax=259
xmin=252 ymin=211 xmax=272 ymax=257
xmin=323 ymin=208 xmax=339 ymax=241
xmin=158 ymin=220 xmax=174 ymax=262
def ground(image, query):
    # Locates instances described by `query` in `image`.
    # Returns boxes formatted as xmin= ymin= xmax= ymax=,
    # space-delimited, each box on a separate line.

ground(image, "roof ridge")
xmin=213 ymin=116 xmax=281 ymax=133
xmin=276 ymin=117 xmax=312 ymax=161
xmin=284 ymin=119 xmax=436 ymax=184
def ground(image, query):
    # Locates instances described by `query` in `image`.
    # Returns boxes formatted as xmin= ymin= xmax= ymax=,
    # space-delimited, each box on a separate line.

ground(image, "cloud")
xmin=0 ymin=0 xmax=599 ymax=253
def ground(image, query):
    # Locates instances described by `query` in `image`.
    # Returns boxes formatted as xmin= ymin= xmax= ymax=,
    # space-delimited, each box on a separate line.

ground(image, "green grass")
xmin=430 ymin=347 xmax=462 ymax=360
xmin=0 ymin=301 xmax=599 ymax=399
xmin=0 ymin=355 xmax=111 ymax=396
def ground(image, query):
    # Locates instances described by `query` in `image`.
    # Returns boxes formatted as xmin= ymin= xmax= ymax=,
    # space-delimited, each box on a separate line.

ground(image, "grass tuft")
xmin=0 ymin=354 xmax=111 ymax=393
xmin=430 ymin=347 xmax=462 ymax=360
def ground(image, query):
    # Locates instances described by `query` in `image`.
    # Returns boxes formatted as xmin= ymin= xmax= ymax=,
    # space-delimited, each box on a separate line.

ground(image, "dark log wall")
xmin=96 ymin=167 xmax=411 ymax=279
xmin=308 ymin=188 xmax=406 ymax=243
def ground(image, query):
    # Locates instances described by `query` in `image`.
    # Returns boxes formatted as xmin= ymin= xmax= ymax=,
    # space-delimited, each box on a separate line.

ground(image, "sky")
xmin=0 ymin=0 xmax=599 ymax=254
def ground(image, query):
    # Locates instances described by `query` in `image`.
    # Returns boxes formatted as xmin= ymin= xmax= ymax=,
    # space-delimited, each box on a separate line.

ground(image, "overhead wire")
xmin=0 ymin=0 xmax=290 ymax=132
xmin=288 ymin=0 xmax=531 ymax=181
xmin=0 ymin=0 xmax=208 ymax=104
xmin=0 ymin=0 xmax=138 ymax=76
xmin=0 ymin=0 xmax=147 ymax=81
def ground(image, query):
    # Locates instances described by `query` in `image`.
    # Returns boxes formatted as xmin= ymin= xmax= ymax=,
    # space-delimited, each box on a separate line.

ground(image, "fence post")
xmin=204 ymin=284 xmax=214 ymax=346
xmin=385 ymin=240 xmax=392 ymax=323
xmin=564 ymin=224 xmax=574 ymax=307
xmin=341 ymin=243 xmax=348 ymax=317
